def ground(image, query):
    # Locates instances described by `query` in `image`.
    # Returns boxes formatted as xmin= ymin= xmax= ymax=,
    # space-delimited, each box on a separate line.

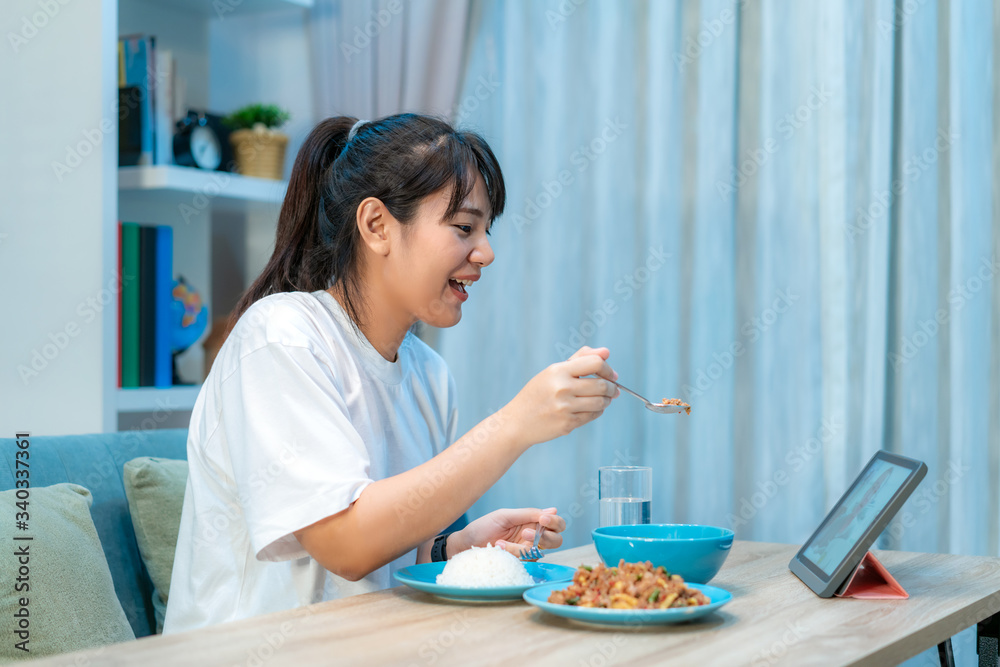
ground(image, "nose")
xmin=471 ymin=234 xmax=494 ymax=268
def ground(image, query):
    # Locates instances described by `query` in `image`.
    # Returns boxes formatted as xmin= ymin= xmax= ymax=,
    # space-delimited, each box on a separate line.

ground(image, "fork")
xmin=519 ymin=523 xmax=545 ymax=561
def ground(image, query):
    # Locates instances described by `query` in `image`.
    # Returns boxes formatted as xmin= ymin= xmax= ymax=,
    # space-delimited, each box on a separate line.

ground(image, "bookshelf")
xmin=166 ymin=0 xmax=313 ymax=16
xmin=108 ymin=0 xmax=310 ymax=429
xmin=118 ymin=166 xmax=288 ymax=211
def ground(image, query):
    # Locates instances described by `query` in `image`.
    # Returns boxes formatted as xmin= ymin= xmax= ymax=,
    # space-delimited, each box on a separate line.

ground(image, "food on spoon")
xmin=547 ymin=560 xmax=709 ymax=609
xmin=660 ymin=398 xmax=691 ymax=415
xmin=435 ymin=543 xmax=535 ymax=587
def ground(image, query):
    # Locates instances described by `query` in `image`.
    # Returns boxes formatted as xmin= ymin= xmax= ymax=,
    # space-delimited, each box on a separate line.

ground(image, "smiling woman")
xmin=230 ymin=113 xmax=505 ymax=337
xmin=161 ymin=113 xmax=621 ymax=634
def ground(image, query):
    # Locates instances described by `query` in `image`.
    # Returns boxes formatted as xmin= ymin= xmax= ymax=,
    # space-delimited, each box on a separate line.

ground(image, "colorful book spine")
xmin=117 ymin=222 xmax=122 ymax=388
xmin=121 ymin=223 xmax=141 ymax=388
xmin=154 ymin=225 xmax=173 ymax=387
xmin=138 ymin=225 xmax=157 ymax=386
xmin=120 ymin=35 xmax=155 ymax=165
xmin=117 ymin=41 xmax=125 ymax=87
xmin=154 ymin=48 xmax=173 ymax=166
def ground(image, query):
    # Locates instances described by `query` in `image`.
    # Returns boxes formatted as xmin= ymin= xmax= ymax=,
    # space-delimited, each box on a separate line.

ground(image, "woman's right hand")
xmin=503 ymin=346 xmax=620 ymax=447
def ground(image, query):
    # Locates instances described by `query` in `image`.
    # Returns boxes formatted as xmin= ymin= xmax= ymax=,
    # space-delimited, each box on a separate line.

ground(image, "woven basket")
xmin=230 ymin=124 xmax=289 ymax=180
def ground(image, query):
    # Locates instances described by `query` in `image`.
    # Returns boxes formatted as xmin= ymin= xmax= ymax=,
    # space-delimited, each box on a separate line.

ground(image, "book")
xmin=117 ymin=222 xmax=122 ymax=388
xmin=115 ymin=220 xmax=124 ymax=387
xmin=120 ymin=35 xmax=156 ymax=165
xmin=153 ymin=48 xmax=173 ymax=166
xmin=138 ymin=225 xmax=157 ymax=386
xmin=117 ymin=41 xmax=125 ymax=87
xmin=121 ymin=223 xmax=141 ymax=388
xmin=154 ymin=225 xmax=173 ymax=387
xmin=118 ymin=86 xmax=143 ymax=167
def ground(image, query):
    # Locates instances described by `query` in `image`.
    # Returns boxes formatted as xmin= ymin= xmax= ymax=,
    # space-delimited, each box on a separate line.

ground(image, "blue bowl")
xmin=592 ymin=524 xmax=734 ymax=584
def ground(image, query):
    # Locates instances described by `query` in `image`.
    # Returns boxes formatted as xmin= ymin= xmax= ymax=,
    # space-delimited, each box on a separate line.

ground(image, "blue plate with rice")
xmin=394 ymin=561 xmax=577 ymax=601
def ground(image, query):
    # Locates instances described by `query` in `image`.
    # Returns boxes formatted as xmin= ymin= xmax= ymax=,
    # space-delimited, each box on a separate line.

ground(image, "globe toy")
xmin=171 ymin=277 xmax=208 ymax=353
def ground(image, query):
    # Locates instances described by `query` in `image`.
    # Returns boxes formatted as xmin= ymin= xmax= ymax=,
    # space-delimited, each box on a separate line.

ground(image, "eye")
xmin=455 ymin=225 xmax=472 ymax=234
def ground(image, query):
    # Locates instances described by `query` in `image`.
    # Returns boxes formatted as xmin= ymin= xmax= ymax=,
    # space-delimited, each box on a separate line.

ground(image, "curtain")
xmin=309 ymin=0 xmax=471 ymax=120
xmin=439 ymin=1 xmax=999 ymax=661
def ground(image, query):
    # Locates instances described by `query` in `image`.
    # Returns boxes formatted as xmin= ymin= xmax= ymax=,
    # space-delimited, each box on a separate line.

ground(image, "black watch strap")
xmin=431 ymin=533 xmax=451 ymax=562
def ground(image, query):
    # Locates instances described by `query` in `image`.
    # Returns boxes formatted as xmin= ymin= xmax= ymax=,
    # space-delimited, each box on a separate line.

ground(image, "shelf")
xmin=144 ymin=0 xmax=313 ymax=18
xmin=119 ymin=165 xmax=287 ymax=202
xmin=117 ymin=385 xmax=203 ymax=413
xmin=118 ymin=165 xmax=288 ymax=213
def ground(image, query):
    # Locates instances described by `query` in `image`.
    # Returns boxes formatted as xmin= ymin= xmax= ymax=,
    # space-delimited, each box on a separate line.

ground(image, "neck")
xmin=327 ymin=286 xmax=412 ymax=363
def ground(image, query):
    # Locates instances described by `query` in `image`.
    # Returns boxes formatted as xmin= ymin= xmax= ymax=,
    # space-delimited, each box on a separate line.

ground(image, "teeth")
xmin=453 ymin=279 xmax=473 ymax=286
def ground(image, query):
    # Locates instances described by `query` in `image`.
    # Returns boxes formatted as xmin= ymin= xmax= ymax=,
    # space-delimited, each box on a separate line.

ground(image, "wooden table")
xmin=28 ymin=542 xmax=1000 ymax=666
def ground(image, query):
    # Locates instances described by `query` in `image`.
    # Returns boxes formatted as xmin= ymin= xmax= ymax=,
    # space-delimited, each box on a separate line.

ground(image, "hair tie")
xmin=348 ymin=119 xmax=368 ymax=141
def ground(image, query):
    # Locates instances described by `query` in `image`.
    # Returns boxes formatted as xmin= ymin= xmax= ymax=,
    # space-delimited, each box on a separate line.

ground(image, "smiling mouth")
xmin=448 ymin=278 xmax=470 ymax=301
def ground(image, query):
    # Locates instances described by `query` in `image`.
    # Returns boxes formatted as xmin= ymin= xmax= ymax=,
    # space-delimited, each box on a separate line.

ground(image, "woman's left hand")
xmin=451 ymin=507 xmax=566 ymax=557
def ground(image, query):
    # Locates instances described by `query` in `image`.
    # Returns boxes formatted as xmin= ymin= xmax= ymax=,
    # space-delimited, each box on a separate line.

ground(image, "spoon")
xmin=607 ymin=379 xmax=690 ymax=414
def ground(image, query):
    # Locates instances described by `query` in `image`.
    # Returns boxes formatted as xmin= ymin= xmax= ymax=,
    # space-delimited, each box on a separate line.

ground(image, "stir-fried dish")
xmin=547 ymin=560 xmax=710 ymax=609
xmin=660 ymin=398 xmax=691 ymax=415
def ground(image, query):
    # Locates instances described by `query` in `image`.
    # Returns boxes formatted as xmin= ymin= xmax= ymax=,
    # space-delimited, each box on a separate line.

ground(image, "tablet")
xmin=789 ymin=450 xmax=927 ymax=597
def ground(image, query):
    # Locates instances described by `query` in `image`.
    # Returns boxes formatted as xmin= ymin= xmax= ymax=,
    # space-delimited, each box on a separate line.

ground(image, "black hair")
xmin=230 ymin=113 xmax=506 ymax=329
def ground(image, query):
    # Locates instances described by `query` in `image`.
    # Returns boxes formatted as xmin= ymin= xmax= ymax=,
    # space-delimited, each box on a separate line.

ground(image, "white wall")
xmin=0 ymin=0 xmax=117 ymax=435
xmin=209 ymin=8 xmax=315 ymax=299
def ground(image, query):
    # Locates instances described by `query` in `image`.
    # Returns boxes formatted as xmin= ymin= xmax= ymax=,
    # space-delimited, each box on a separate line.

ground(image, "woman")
xmin=163 ymin=113 xmax=619 ymax=633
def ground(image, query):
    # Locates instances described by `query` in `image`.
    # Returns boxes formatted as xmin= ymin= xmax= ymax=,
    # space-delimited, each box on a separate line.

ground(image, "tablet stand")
xmin=834 ymin=551 xmax=908 ymax=599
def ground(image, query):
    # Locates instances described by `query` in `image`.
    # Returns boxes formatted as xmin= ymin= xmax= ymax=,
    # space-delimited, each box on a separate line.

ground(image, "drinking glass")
xmin=598 ymin=466 xmax=652 ymax=527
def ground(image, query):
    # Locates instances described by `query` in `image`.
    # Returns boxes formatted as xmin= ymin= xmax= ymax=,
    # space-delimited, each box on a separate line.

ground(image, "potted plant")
xmin=223 ymin=103 xmax=291 ymax=180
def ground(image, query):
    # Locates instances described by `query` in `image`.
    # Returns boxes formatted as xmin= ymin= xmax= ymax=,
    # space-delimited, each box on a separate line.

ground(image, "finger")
xmin=573 ymin=377 xmax=618 ymax=398
xmin=569 ymin=346 xmax=609 ymax=361
xmin=565 ymin=354 xmax=616 ymax=381
xmin=538 ymin=511 xmax=566 ymax=533
xmin=495 ymin=540 xmax=529 ymax=556
xmin=495 ymin=507 xmax=547 ymax=527
xmin=539 ymin=529 xmax=563 ymax=550
xmin=522 ymin=525 xmax=565 ymax=550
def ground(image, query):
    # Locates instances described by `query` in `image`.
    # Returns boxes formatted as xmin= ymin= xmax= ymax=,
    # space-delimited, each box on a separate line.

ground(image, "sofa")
xmin=0 ymin=428 xmax=188 ymax=639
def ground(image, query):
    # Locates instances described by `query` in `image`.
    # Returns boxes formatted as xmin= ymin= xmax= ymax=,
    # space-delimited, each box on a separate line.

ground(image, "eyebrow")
xmin=457 ymin=206 xmax=486 ymax=218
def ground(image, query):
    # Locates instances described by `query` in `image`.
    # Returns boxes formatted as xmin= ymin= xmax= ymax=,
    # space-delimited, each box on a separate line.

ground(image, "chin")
xmin=427 ymin=313 xmax=462 ymax=328
xmin=422 ymin=306 xmax=462 ymax=328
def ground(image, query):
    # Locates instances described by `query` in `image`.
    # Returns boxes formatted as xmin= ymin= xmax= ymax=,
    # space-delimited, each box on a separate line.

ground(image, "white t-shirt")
xmin=162 ymin=289 xmax=457 ymax=634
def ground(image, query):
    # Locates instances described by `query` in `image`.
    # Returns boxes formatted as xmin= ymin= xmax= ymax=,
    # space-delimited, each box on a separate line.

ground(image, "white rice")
xmin=436 ymin=544 xmax=536 ymax=587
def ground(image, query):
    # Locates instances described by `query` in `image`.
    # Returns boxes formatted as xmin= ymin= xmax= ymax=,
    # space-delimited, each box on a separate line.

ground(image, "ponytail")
xmin=229 ymin=117 xmax=355 ymax=331
xmin=230 ymin=113 xmax=506 ymax=331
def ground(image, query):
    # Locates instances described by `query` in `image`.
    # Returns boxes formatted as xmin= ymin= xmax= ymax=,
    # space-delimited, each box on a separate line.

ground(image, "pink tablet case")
xmin=835 ymin=551 xmax=908 ymax=599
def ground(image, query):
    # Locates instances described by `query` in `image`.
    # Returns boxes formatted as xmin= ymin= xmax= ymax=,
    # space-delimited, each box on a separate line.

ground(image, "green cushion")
xmin=0 ymin=483 xmax=134 ymax=661
xmin=122 ymin=457 xmax=187 ymax=634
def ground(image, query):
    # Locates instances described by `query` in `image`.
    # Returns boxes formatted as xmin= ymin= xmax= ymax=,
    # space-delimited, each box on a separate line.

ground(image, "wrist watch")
xmin=431 ymin=533 xmax=451 ymax=562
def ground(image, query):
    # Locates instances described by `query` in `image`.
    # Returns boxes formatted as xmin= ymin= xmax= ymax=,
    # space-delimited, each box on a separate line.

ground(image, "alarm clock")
xmin=173 ymin=111 xmax=232 ymax=171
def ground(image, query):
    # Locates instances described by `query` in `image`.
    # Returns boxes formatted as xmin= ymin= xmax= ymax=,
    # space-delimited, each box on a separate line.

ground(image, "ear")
xmin=355 ymin=197 xmax=392 ymax=256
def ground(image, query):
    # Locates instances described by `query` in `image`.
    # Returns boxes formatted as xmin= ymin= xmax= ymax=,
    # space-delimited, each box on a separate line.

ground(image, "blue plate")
xmin=394 ymin=562 xmax=577 ymax=601
xmin=523 ymin=582 xmax=732 ymax=625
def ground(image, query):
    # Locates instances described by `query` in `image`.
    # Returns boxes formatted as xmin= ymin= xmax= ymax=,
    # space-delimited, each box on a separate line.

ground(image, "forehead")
xmin=424 ymin=174 xmax=489 ymax=218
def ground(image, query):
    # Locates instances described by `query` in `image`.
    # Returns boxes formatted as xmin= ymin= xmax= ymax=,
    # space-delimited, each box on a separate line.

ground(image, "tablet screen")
xmin=790 ymin=451 xmax=927 ymax=597
xmin=800 ymin=458 xmax=914 ymax=575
